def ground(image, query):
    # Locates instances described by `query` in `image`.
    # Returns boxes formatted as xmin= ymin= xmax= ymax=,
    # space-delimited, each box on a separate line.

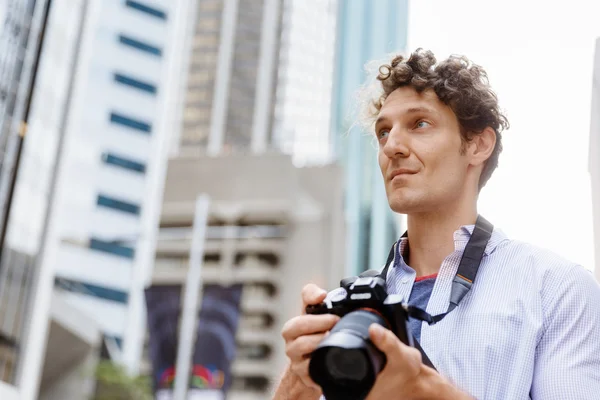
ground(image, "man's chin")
xmin=388 ymin=197 xmax=427 ymax=214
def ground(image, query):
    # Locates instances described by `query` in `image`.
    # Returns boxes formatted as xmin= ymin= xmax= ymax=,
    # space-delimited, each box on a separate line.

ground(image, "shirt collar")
xmin=392 ymin=224 xmax=508 ymax=269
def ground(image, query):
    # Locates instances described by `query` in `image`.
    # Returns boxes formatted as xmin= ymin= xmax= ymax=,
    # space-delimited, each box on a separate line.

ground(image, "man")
xmin=271 ymin=48 xmax=600 ymax=399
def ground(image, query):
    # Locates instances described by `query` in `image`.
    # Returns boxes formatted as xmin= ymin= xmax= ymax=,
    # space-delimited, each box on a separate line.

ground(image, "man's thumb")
xmin=369 ymin=324 xmax=398 ymax=355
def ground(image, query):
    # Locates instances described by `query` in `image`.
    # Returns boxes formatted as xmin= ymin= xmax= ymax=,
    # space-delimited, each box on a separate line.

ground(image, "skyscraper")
xmin=175 ymin=0 xmax=338 ymax=164
xmin=330 ymin=0 xmax=408 ymax=276
xmin=44 ymin=0 xmax=197 ymax=376
xmin=178 ymin=0 xmax=283 ymax=155
xmin=272 ymin=0 xmax=338 ymax=165
xmin=0 ymin=2 xmax=199 ymax=398
xmin=0 ymin=0 xmax=97 ymax=398
xmin=141 ymin=1 xmax=344 ymax=398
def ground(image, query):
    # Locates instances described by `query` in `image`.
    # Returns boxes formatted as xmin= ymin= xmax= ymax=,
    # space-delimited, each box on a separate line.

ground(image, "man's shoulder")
xmin=493 ymin=238 xmax=594 ymax=290
xmin=495 ymin=237 xmax=580 ymax=270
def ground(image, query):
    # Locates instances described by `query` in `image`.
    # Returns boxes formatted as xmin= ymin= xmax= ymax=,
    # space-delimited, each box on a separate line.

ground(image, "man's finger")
xmin=369 ymin=324 xmax=401 ymax=357
xmin=285 ymin=333 xmax=327 ymax=361
xmin=290 ymin=358 xmax=320 ymax=390
xmin=301 ymin=284 xmax=328 ymax=309
xmin=282 ymin=314 xmax=340 ymax=341
xmin=369 ymin=324 xmax=422 ymax=375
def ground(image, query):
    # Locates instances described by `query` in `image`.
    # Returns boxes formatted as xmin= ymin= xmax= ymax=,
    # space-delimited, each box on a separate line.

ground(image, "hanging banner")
xmin=190 ymin=283 xmax=244 ymax=394
xmin=145 ymin=284 xmax=182 ymax=395
xmin=146 ymin=283 xmax=244 ymax=399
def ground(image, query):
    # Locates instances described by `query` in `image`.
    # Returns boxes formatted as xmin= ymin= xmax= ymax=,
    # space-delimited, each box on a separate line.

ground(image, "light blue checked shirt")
xmin=322 ymin=224 xmax=600 ymax=399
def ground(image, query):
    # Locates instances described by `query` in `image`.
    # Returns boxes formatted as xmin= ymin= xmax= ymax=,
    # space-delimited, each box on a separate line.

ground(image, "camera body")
xmin=305 ymin=275 xmax=414 ymax=400
xmin=306 ymin=275 xmax=413 ymax=347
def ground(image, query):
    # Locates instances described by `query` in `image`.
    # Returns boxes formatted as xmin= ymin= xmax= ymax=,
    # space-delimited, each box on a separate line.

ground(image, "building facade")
xmin=330 ymin=0 xmax=408 ymax=276
xmin=149 ymin=154 xmax=345 ymax=400
xmin=271 ymin=0 xmax=337 ymax=165
xmin=177 ymin=0 xmax=283 ymax=155
xmin=45 ymin=0 xmax=196 ymax=376
xmin=176 ymin=0 xmax=338 ymax=166
xmin=0 ymin=1 xmax=197 ymax=398
xmin=0 ymin=0 xmax=102 ymax=399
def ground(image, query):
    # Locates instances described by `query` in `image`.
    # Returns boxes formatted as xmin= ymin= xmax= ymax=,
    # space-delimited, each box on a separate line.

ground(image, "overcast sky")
xmin=407 ymin=0 xmax=600 ymax=270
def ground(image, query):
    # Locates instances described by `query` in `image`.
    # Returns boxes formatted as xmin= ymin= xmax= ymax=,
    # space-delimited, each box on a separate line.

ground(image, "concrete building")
xmin=0 ymin=0 xmax=197 ymax=398
xmin=176 ymin=0 xmax=338 ymax=165
xmin=589 ymin=37 xmax=600 ymax=281
xmin=42 ymin=0 xmax=197 ymax=378
xmin=0 ymin=0 xmax=102 ymax=399
xmin=148 ymin=154 xmax=345 ymax=400
xmin=141 ymin=1 xmax=343 ymax=398
xmin=178 ymin=0 xmax=284 ymax=155
xmin=272 ymin=0 xmax=338 ymax=165
xmin=330 ymin=0 xmax=408 ymax=276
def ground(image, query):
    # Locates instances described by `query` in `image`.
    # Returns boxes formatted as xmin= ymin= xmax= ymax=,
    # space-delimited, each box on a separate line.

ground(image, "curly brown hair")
xmin=363 ymin=48 xmax=509 ymax=189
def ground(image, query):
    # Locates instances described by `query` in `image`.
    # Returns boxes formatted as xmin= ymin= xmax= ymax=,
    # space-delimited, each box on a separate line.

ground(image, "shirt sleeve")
xmin=531 ymin=265 xmax=600 ymax=399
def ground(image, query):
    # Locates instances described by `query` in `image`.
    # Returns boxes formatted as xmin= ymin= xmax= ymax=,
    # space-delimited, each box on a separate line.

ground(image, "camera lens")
xmin=309 ymin=310 xmax=388 ymax=400
xmin=325 ymin=347 xmax=368 ymax=381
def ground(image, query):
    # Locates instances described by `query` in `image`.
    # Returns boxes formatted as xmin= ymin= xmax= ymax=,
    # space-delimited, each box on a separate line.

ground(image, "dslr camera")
xmin=305 ymin=274 xmax=414 ymax=400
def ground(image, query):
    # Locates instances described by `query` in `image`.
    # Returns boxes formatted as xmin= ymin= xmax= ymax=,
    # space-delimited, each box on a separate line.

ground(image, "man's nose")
xmin=382 ymin=128 xmax=409 ymax=158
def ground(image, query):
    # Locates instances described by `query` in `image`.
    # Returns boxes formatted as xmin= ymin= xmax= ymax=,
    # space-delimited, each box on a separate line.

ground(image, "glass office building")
xmin=331 ymin=0 xmax=408 ymax=276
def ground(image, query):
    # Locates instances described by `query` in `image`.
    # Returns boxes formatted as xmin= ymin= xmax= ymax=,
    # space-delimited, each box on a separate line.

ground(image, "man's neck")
xmin=405 ymin=205 xmax=478 ymax=277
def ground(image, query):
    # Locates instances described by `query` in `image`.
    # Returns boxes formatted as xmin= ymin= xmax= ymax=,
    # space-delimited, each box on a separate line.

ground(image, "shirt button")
xmin=401 ymin=278 xmax=409 ymax=284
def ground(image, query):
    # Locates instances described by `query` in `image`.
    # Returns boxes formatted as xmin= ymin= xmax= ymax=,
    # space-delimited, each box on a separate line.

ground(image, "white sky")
xmin=408 ymin=0 xmax=600 ymax=270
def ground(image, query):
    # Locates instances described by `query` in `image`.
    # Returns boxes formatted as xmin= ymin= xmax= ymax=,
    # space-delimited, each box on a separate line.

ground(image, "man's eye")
xmin=415 ymin=120 xmax=431 ymax=129
xmin=378 ymin=130 xmax=390 ymax=139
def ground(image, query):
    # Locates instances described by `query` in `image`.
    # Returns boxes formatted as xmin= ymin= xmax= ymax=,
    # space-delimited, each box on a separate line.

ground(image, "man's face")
xmin=375 ymin=86 xmax=471 ymax=214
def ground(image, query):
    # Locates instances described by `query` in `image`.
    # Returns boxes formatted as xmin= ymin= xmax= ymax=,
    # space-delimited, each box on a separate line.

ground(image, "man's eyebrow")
xmin=376 ymin=106 xmax=437 ymax=127
xmin=405 ymin=106 xmax=437 ymax=115
xmin=375 ymin=115 xmax=390 ymax=128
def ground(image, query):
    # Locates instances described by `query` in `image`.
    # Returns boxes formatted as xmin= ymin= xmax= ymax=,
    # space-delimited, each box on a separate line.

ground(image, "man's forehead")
xmin=378 ymin=89 xmax=442 ymax=122
xmin=384 ymin=87 xmax=439 ymax=109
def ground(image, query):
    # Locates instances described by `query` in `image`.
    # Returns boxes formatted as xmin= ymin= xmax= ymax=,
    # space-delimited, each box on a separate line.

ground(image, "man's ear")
xmin=469 ymin=127 xmax=496 ymax=166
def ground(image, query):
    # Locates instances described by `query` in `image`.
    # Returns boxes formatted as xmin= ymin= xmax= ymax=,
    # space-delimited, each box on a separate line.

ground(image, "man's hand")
xmin=272 ymin=284 xmax=339 ymax=400
xmin=365 ymin=324 xmax=474 ymax=400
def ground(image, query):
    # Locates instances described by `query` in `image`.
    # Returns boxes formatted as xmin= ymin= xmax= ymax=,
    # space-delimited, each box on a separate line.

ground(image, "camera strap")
xmin=376 ymin=215 xmax=493 ymax=325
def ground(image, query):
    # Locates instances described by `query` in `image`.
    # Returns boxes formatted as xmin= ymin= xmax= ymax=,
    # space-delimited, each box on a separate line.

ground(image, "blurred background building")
xmin=152 ymin=1 xmax=345 ymax=398
xmin=46 ymin=0 xmax=194 ymax=379
xmin=0 ymin=0 xmax=195 ymax=399
xmin=0 ymin=0 xmax=410 ymax=398
xmin=0 ymin=0 xmax=100 ymax=399
xmin=177 ymin=0 xmax=284 ymax=154
xmin=175 ymin=0 xmax=337 ymax=163
xmin=149 ymin=154 xmax=344 ymax=399
xmin=331 ymin=0 xmax=408 ymax=276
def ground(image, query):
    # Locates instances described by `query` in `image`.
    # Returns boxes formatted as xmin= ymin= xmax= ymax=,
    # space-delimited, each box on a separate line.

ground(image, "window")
xmin=118 ymin=34 xmax=162 ymax=57
xmin=110 ymin=112 xmax=152 ymax=133
xmin=102 ymin=152 xmax=146 ymax=174
xmin=114 ymin=73 xmax=157 ymax=95
xmin=97 ymin=194 xmax=141 ymax=215
xmin=55 ymin=277 xmax=129 ymax=304
xmin=90 ymin=238 xmax=135 ymax=259
xmin=105 ymin=335 xmax=124 ymax=349
xmin=125 ymin=0 xmax=167 ymax=20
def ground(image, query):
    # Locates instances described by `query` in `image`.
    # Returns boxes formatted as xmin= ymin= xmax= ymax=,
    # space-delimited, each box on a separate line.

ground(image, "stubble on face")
xmin=376 ymin=87 xmax=469 ymax=215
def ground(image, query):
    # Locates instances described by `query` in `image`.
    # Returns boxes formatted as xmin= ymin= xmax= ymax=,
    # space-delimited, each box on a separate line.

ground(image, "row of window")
xmin=114 ymin=73 xmax=157 ymax=94
xmin=125 ymin=0 xmax=167 ymax=21
xmin=102 ymin=152 xmax=146 ymax=173
xmin=119 ymin=34 xmax=162 ymax=57
xmin=86 ymin=0 xmax=168 ymax=266
xmin=90 ymin=238 xmax=135 ymax=259
xmin=97 ymin=194 xmax=140 ymax=215
xmin=55 ymin=277 xmax=129 ymax=304
xmin=110 ymin=112 xmax=152 ymax=133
